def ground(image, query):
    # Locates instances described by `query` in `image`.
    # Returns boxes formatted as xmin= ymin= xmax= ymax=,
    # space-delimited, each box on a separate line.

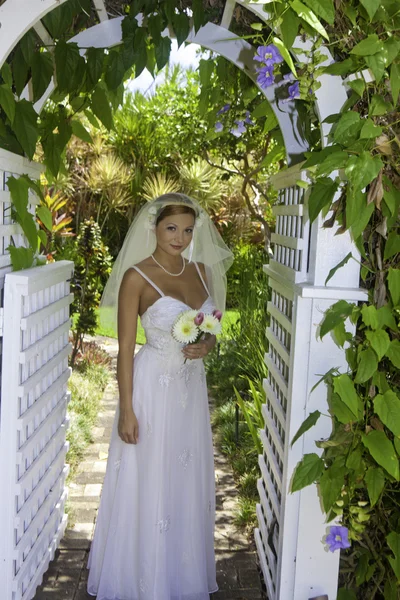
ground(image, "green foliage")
xmin=67 ymin=219 xmax=113 ymax=366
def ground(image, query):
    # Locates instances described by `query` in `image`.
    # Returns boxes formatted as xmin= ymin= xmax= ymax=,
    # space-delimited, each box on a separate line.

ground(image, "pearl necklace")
xmin=151 ymin=253 xmax=186 ymax=276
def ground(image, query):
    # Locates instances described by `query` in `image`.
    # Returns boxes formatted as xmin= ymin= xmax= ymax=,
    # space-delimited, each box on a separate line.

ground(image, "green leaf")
xmin=20 ymin=213 xmax=39 ymax=250
xmin=91 ymin=85 xmax=113 ymax=130
xmin=365 ymin=50 xmax=388 ymax=84
xmin=386 ymin=340 xmax=400 ymax=369
xmin=1 ymin=62 xmax=13 ymax=87
xmin=333 ymin=374 xmax=359 ymax=418
xmin=291 ymin=411 xmax=321 ymax=447
xmin=362 ymin=431 xmax=399 ymax=480
xmin=377 ymin=305 xmax=398 ymax=332
xmin=348 ymin=78 xmax=365 ymax=97
xmin=364 ymin=467 xmax=385 ymax=507
xmin=20 ymin=29 xmax=37 ymax=65
xmin=147 ymin=13 xmax=163 ymax=45
xmin=350 ymin=197 xmax=374 ymax=241
xmin=390 ymin=63 xmax=400 ymax=106
xmin=12 ymin=45 xmax=29 ymax=97
xmin=71 ymin=120 xmax=92 ymax=144
xmin=105 ymin=49 xmax=126 ymax=91
xmin=321 ymin=58 xmax=355 ymax=76
xmin=291 ymin=453 xmax=324 ymax=492
xmin=350 ymin=34 xmax=383 ymax=56
xmin=360 ymin=118 xmax=383 ymax=139
xmin=384 ymin=578 xmax=398 ymax=600
xmin=155 ymin=37 xmax=172 ymax=70
xmin=42 ymin=133 xmax=62 ymax=177
xmin=387 ymin=532 xmax=400 ymax=581
xmin=8 ymin=246 xmax=34 ymax=271
xmin=36 ymin=206 xmax=53 ymax=232
xmin=388 ymin=268 xmax=400 ymax=306
xmin=366 ymin=329 xmax=390 ymax=361
xmin=86 ymin=47 xmax=105 ymax=87
xmin=290 ymin=0 xmax=329 ymax=39
xmin=172 ymin=12 xmax=190 ymax=48
xmin=31 ymin=51 xmax=53 ymax=103
xmin=192 ymin=0 xmax=205 ymax=32
xmin=302 ymin=145 xmax=342 ymax=168
xmin=13 ymin=100 xmax=39 ymax=159
xmin=383 ymin=176 xmax=400 ymax=218
xmin=384 ymin=232 xmax=400 ymax=261
xmin=355 ymin=348 xmax=378 ymax=384
xmin=374 ymin=390 xmax=400 ymax=436
xmin=362 ymin=304 xmax=379 ymax=329
xmin=302 ymin=0 xmax=335 ymax=23
xmin=330 ymin=393 xmax=358 ymax=424
xmin=280 ymin=8 xmax=299 ymax=48
xmin=370 ymin=94 xmax=393 ymax=116
xmin=308 ymin=177 xmax=339 ymax=223
xmin=55 ymin=41 xmax=84 ymax=93
xmin=320 ymin=300 xmax=353 ymax=339
xmin=333 ymin=112 xmax=362 ymax=145
xmin=345 ymin=152 xmax=383 ymax=191
xmin=272 ymin=37 xmax=297 ymax=76
xmin=7 ymin=176 xmax=29 ymax=216
xmin=319 ymin=462 xmax=346 ymax=512
xmin=0 ymin=84 xmax=16 ymax=123
xmin=316 ymin=151 xmax=349 ymax=176
xmin=325 ymin=253 xmax=352 ymax=286
xmin=359 ymin=0 xmax=380 ymax=20
xmin=84 ymin=109 xmax=100 ymax=129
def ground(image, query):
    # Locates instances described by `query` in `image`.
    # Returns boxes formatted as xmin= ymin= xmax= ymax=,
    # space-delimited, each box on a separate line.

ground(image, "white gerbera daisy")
xmin=172 ymin=316 xmax=198 ymax=343
xmin=199 ymin=314 xmax=222 ymax=335
xmin=181 ymin=309 xmax=198 ymax=323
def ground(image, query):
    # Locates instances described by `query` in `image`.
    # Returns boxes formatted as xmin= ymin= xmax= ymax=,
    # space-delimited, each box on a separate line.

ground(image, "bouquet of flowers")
xmin=172 ymin=309 xmax=223 ymax=360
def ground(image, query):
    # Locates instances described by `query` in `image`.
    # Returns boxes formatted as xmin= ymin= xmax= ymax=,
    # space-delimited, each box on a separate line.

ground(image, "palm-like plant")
xmin=83 ymin=152 xmax=133 ymax=230
xmin=177 ymin=159 xmax=226 ymax=211
xmin=36 ymin=188 xmax=74 ymax=255
xmin=142 ymin=172 xmax=180 ymax=201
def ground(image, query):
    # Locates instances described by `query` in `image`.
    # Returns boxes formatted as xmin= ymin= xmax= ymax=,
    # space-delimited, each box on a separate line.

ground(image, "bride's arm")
xmin=116 ymin=269 xmax=142 ymax=444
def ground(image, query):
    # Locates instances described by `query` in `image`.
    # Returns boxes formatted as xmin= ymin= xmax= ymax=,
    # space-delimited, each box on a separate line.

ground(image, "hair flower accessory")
xmin=195 ymin=211 xmax=205 ymax=227
xmin=144 ymin=214 xmax=156 ymax=231
xmin=148 ymin=205 xmax=158 ymax=215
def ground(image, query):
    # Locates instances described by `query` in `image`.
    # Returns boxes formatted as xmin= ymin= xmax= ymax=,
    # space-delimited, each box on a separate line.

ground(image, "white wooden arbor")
xmin=0 ymin=1 xmax=368 ymax=599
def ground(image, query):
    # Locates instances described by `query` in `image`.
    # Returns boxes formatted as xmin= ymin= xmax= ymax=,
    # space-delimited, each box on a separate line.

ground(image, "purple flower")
xmin=194 ymin=312 xmax=204 ymax=326
xmin=254 ymin=44 xmax=283 ymax=66
xmin=244 ymin=111 xmax=254 ymax=125
xmin=212 ymin=309 xmax=223 ymax=321
xmin=288 ymin=80 xmax=300 ymax=100
xmin=325 ymin=526 xmax=351 ymax=552
xmin=256 ymin=65 xmax=275 ymax=89
xmin=217 ymin=104 xmax=231 ymax=115
xmin=215 ymin=121 xmax=223 ymax=132
xmin=230 ymin=119 xmax=246 ymax=137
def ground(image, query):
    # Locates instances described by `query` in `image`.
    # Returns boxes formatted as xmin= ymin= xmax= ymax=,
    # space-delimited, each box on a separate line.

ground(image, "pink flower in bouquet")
xmin=194 ymin=312 xmax=204 ymax=326
xmin=212 ymin=309 xmax=223 ymax=321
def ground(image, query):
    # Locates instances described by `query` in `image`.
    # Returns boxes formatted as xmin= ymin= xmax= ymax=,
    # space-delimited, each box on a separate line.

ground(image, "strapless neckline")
xmin=140 ymin=295 xmax=212 ymax=320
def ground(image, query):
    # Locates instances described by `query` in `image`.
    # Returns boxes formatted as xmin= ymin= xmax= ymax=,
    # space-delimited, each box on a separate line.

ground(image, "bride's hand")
xmin=118 ymin=409 xmax=139 ymax=444
xmin=182 ymin=337 xmax=214 ymax=360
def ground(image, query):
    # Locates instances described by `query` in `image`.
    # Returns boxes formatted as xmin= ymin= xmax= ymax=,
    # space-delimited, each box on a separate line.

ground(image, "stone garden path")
xmin=33 ymin=337 xmax=263 ymax=600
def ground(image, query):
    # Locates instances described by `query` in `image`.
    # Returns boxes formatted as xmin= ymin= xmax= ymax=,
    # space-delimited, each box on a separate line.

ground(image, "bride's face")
xmin=156 ymin=213 xmax=195 ymax=255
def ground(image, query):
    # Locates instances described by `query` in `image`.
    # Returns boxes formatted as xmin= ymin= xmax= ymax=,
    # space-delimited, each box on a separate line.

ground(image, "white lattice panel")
xmin=0 ymin=260 xmax=73 ymax=600
xmin=256 ymin=167 xmax=368 ymax=600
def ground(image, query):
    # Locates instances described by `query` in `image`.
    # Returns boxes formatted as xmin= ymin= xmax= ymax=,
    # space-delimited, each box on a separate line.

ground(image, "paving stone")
xmin=83 ymin=483 xmax=102 ymax=497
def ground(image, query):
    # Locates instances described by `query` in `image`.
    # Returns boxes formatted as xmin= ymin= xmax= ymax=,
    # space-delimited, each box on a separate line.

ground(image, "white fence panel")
xmin=0 ymin=260 xmax=74 ymax=600
xmin=255 ymin=165 xmax=367 ymax=599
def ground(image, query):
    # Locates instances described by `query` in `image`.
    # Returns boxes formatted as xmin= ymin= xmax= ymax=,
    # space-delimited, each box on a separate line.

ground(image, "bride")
xmin=86 ymin=193 xmax=233 ymax=600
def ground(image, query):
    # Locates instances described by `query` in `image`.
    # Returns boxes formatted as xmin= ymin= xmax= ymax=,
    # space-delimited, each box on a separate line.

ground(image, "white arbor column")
xmin=256 ymin=165 xmax=367 ymax=599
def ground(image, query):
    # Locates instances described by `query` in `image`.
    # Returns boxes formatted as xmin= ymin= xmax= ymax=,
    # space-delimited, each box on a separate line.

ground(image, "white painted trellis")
xmin=0 ymin=149 xmax=74 ymax=599
xmin=0 ymin=1 xmax=372 ymax=599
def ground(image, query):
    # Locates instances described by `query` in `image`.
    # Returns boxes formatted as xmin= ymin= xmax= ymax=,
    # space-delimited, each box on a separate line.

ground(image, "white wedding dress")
xmin=87 ymin=263 xmax=219 ymax=600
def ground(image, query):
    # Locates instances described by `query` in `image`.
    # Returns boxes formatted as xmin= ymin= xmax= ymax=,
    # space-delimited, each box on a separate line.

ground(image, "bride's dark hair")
xmin=156 ymin=203 xmax=196 ymax=226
